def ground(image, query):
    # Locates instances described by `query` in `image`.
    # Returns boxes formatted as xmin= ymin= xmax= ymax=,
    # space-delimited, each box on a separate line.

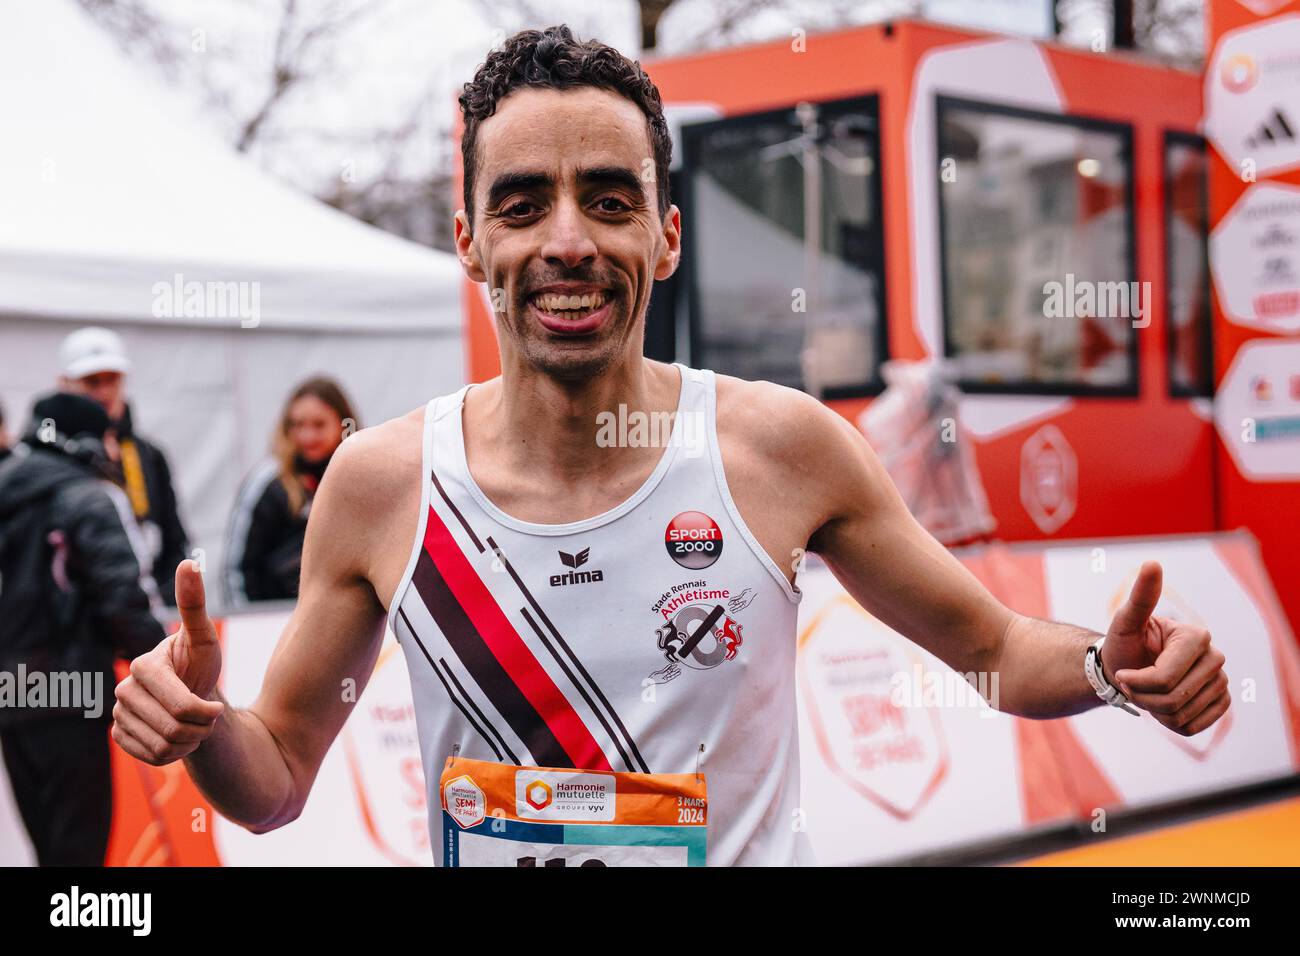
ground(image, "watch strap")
xmin=1085 ymin=637 xmax=1140 ymax=716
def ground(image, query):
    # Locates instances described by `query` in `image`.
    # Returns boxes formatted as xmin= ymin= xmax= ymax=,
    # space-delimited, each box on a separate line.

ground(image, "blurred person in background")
xmin=58 ymin=326 xmax=190 ymax=607
xmin=224 ymin=376 xmax=358 ymax=605
xmin=0 ymin=401 xmax=11 ymax=465
xmin=0 ymin=392 xmax=165 ymax=866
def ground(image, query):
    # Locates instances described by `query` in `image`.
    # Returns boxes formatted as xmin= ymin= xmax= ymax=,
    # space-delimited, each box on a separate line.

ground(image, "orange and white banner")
xmin=798 ymin=531 xmax=1299 ymax=865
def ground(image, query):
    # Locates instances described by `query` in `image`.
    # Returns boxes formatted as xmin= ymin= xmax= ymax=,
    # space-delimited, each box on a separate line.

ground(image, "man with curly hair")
xmin=112 ymin=25 xmax=1230 ymax=867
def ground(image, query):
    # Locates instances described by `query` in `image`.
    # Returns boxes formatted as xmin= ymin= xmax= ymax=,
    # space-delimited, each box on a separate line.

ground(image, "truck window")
xmin=681 ymin=95 xmax=887 ymax=399
xmin=936 ymin=96 xmax=1138 ymax=395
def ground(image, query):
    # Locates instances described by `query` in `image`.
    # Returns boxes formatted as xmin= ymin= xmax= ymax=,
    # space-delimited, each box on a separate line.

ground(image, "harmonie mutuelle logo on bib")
xmin=516 ymin=771 xmax=614 ymax=821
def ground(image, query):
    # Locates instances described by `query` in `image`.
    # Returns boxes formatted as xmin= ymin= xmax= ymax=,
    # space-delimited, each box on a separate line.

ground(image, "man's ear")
xmin=454 ymin=210 xmax=487 ymax=283
xmin=654 ymin=205 xmax=682 ymax=282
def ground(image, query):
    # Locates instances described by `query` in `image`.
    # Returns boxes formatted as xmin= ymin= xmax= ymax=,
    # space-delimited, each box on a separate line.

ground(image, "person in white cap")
xmin=58 ymin=327 xmax=191 ymax=606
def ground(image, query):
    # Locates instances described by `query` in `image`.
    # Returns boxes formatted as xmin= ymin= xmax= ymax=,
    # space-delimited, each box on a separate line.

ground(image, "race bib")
xmin=439 ymin=756 xmax=708 ymax=867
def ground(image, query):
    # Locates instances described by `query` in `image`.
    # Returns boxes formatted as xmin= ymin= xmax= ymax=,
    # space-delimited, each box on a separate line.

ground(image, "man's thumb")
xmin=175 ymin=559 xmax=216 ymax=647
xmin=1109 ymin=561 xmax=1162 ymax=641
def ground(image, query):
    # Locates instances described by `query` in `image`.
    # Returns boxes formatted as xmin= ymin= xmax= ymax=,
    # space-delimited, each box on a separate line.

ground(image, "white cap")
xmin=59 ymin=326 xmax=132 ymax=379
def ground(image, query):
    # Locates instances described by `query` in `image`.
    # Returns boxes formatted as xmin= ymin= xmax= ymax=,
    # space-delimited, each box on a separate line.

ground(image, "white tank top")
xmin=388 ymin=363 xmax=810 ymax=866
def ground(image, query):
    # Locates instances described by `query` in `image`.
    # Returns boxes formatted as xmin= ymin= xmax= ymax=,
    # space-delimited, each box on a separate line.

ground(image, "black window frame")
xmin=1162 ymin=129 xmax=1215 ymax=399
xmin=935 ymin=95 xmax=1141 ymax=398
xmin=678 ymin=93 xmax=889 ymax=400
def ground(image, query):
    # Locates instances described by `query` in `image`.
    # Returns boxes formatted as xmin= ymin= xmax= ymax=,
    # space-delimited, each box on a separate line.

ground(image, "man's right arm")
xmin=112 ymin=428 xmax=394 ymax=832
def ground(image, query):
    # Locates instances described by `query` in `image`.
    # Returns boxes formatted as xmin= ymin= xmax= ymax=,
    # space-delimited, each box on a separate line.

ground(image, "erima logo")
xmin=551 ymin=547 xmax=603 ymax=587
xmin=559 ymin=548 xmax=590 ymax=568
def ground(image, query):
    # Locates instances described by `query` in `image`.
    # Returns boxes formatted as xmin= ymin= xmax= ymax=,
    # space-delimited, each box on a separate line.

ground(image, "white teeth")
xmin=534 ymin=291 xmax=605 ymax=314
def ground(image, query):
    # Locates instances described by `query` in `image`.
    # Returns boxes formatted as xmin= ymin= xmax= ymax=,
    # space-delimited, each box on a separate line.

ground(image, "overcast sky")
xmin=95 ymin=0 xmax=1131 ymax=202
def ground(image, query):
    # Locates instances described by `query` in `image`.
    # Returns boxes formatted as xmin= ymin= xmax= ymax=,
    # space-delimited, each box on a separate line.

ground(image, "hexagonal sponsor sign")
xmin=798 ymin=596 xmax=950 ymax=819
xmin=1019 ymin=424 xmax=1077 ymax=534
xmin=338 ymin=641 xmax=431 ymax=865
xmin=443 ymin=774 xmax=486 ymax=830
xmin=1210 ymin=182 xmax=1300 ymax=333
xmin=1206 ymin=14 xmax=1300 ymax=177
xmin=1214 ymin=337 xmax=1300 ymax=481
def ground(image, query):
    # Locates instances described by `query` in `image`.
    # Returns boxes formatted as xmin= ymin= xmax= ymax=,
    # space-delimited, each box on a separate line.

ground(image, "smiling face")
xmin=455 ymin=87 xmax=681 ymax=382
xmin=287 ymin=394 xmax=344 ymax=464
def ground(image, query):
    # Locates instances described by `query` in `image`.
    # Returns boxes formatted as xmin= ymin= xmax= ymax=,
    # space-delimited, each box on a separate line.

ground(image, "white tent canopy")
xmin=0 ymin=0 xmax=463 ymax=331
xmin=0 ymin=0 xmax=466 ymax=612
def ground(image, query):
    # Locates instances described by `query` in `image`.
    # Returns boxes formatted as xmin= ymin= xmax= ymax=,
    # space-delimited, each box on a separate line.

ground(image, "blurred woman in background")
xmin=224 ymin=376 xmax=359 ymax=605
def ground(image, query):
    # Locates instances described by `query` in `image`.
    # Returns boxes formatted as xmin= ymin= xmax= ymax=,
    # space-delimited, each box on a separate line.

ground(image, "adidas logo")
xmin=550 ymin=547 xmax=603 ymax=587
xmin=1246 ymin=106 xmax=1296 ymax=150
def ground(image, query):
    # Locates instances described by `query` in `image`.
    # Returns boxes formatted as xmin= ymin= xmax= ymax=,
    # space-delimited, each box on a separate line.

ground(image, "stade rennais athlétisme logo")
xmin=648 ymin=511 xmax=753 ymax=685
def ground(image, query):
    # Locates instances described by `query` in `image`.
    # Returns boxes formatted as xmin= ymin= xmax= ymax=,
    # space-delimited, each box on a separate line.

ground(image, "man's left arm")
xmin=795 ymin=395 xmax=1230 ymax=734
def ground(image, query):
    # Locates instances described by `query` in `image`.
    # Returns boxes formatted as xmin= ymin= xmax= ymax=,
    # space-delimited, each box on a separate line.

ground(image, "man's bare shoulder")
xmin=713 ymin=372 xmax=889 ymax=546
xmin=713 ymin=372 xmax=859 ymax=468
xmin=315 ymin=405 xmax=426 ymax=512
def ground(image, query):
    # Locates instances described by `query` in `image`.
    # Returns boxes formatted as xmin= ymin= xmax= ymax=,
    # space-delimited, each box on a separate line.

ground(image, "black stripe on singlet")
xmin=396 ymin=607 xmax=506 ymax=762
xmin=488 ymin=535 xmax=650 ymax=774
xmin=517 ymin=605 xmax=639 ymax=773
xmin=431 ymin=469 xmax=484 ymax=553
xmin=410 ymin=547 xmax=572 ymax=768
xmin=438 ymin=656 xmax=519 ymax=765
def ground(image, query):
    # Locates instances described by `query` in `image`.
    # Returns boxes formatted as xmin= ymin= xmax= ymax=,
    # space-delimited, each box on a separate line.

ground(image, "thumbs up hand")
xmin=169 ymin=559 xmax=223 ymax=700
xmin=1101 ymin=561 xmax=1230 ymax=736
xmin=112 ymin=560 xmax=226 ymax=766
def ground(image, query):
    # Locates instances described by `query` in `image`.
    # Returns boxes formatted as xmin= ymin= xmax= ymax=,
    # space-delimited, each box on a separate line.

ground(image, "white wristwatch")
xmin=1084 ymin=636 xmax=1140 ymax=716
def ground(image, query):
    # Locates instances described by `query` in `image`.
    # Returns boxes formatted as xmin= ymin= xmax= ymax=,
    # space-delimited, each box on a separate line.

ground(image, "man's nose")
xmin=538 ymin=198 xmax=598 ymax=268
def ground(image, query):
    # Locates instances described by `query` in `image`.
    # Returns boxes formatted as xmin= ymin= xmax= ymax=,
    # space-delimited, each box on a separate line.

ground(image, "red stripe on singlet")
xmin=421 ymin=504 xmax=613 ymax=771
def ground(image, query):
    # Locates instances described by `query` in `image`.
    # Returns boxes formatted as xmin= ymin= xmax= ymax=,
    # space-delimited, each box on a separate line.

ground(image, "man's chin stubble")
xmin=522 ymin=341 xmax=620 ymax=383
xmin=510 ymin=305 xmax=627 ymax=382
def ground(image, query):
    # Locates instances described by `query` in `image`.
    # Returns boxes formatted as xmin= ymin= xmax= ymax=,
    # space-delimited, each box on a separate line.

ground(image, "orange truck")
xmin=459 ymin=16 xmax=1299 ymax=638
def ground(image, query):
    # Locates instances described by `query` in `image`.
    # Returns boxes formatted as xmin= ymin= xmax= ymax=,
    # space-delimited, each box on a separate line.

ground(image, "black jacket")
xmin=111 ymin=404 xmax=190 ymax=607
xmin=0 ymin=438 xmax=165 ymax=726
xmin=225 ymin=463 xmax=309 ymax=604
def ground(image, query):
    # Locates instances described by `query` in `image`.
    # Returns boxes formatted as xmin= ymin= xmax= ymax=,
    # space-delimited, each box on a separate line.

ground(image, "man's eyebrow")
xmin=485 ymin=165 xmax=647 ymax=209
xmin=576 ymin=165 xmax=646 ymax=200
xmin=486 ymin=171 xmax=554 ymax=210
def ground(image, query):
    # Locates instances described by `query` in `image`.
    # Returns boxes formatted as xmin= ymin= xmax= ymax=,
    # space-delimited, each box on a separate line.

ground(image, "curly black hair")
xmin=458 ymin=24 xmax=672 ymax=227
